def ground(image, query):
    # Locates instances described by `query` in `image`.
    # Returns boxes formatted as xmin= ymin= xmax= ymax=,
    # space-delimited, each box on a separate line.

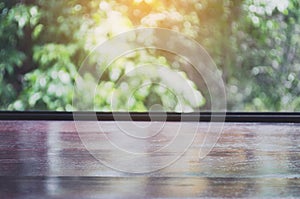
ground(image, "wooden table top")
xmin=0 ymin=120 xmax=299 ymax=198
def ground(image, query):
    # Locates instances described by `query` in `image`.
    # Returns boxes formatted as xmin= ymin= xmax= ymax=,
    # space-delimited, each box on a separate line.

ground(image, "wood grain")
xmin=0 ymin=121 xmax=299 ymax=198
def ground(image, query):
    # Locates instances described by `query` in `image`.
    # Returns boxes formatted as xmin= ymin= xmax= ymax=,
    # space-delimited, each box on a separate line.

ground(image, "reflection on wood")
xmin=0 ymin=121 xmax=299 ymax=198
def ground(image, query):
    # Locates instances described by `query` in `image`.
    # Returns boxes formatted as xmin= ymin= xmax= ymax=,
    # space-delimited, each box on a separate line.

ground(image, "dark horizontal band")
xmin=0 ymin=111 xmax=300 ymax=123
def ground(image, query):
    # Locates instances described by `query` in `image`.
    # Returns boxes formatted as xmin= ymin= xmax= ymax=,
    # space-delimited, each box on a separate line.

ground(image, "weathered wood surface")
xmin=0 ymin=121 xmax=299 ymax=198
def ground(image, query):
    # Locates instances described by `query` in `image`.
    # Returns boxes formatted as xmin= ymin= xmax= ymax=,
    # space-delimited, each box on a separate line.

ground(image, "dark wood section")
xmin=0 ymin=121 xmax=299 ymax=198
xmin=2 ymin=111 xmax=300 ymax=122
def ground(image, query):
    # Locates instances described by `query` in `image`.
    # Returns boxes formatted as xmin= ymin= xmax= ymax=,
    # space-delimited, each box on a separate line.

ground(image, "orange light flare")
xmin=131 ymin=0 xmax=163 ymax=13
xmin=117 ymin=0 xmax=162 ymax=24
xmin=133 ymin=0 xmax=160 ymax=7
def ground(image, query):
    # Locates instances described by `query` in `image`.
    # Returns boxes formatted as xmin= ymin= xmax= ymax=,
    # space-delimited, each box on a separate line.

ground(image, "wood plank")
xmin=0 ymin=121 xmax=299 ymax=198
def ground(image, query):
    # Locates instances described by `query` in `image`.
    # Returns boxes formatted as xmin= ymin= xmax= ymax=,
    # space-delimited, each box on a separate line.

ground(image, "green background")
xmin=0 ymin=0 xmax=299 ymax=111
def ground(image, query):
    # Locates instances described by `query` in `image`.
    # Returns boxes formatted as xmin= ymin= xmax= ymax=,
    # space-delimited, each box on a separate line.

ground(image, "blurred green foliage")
xmin=0 ymin=0 xmax=299 ymax=111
